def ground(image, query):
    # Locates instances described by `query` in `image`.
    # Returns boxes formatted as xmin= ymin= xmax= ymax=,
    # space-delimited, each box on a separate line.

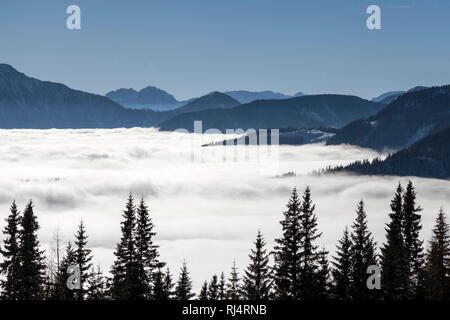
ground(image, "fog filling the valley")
xmin=0 ymin=128 xmax=449 ymax=291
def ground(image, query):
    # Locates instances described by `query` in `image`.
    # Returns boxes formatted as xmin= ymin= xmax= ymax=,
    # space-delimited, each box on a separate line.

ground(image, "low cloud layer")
xmin=0 ymin=128 xmax=448 ymax=291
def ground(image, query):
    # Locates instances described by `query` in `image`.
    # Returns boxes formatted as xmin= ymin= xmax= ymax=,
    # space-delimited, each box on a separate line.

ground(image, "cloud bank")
xmin=0 ymin=128 xmax=448 ymax=291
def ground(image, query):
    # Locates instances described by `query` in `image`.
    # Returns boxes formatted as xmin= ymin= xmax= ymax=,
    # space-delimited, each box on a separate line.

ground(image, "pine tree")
xmin=175 ymin=261 xmax=195 ymax=300
xmin=273 ymin=188 xmax=302 ymax=299
xmin=135 ymin=198 xmax=164 ymax=296
xmin=110 ymin=194 xmax=145 ymax=300
xmin=242 ymin=231 xmax=271 ymax=300
xmin=208 ymin=274 xmax=219 ymax=300
xmin=227 ymin=261 xmax=241 ymax=300
xmin=218 ymin=272 xmax=226 ymax=300
xmin=331 ymin=227 xmax=352 ymax=300
xmin=0 ymin=201 xmax=22 ymax=299
xmin=151 ymin=268 xmax=173 ymax=300
xmin=151 ymin=269 xmax=164 ymax=300
xmin=316 ymin=247 xmax=330 ymax=300
xmin=17 ymin=201 xmax=46 ymax=300
xmin=402 ymin=181 xmax=425 ymax=299
xmin=163 ymin=268 xmax=174 ymax=300
xmin=74 ymin=220 xmax=93 ymax=300
xmin=86 ymin=265 xmax=107 ymax=300
xmin=425 ymin=208 xmax=450 ymax=300
xmin=299 ymin=187 xmax=322 ymax=300
xmin=56 ymin=241 xmax=77 ymax=300
xmin=350 ymin=200 xmax=378 ymax=300
xmin=380 ymin=183 xmax=408 ymax=300
xmin=199 ymin=281 xmax=209 ymax=300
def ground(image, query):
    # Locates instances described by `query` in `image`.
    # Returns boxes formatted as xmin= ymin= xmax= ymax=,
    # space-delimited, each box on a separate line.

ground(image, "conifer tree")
xmin=151 ymin=269 xmax=165 ymax=300
xmin=299 ymin=187 xmax=322 ymax=300
xmin=151 ymin=268 xmax=173 ymax=300
xmin=110 ymin=194 xmax=144 ymax=300
xmin=316 ymin=247 xmax=331 ymax=300
xmin=350 ymin=200 xmax=378 ymax=300
xmin=242 ymin=231 xmax=271 ymax=300
xmin=331 ymin=227 xmax=352 ymax=300
xmin=380 ymin=183 xmax=408 ymax=300
xmin=17 ymin=201 xmax=46 ymax=300
xmin=273 ymin=188 xmax=302 ymax=299
xmin=199 ymin=281 xmax=209 ymax=300
xmin=175 ymin=261 xmax=195 ymax=300
xmin=208 ymin=274 xmax=219 ymax=300
xmin=425 ymin=208 xmax=450 ymax=300
xmin=86 ymin=265 xmax=107 ymax=300
xmin=55 ymin=241 xmax=76 ymax=300
xmin=218 ymin=272 xmax=226 ymax=300
xmin=0 ymin=201 xmax=22 ymax=299
xmin=163 ymin=268 xmax=174 ymax=300
xmin=74 ymin=220 xmax=93 ymax=300
xmin=135 ymin=198 xmax=164 ymax=296
xmin=227 ymin=261 xmax=241 ymax=300
xmin=402 ymin=181 xmax=425 ymax=299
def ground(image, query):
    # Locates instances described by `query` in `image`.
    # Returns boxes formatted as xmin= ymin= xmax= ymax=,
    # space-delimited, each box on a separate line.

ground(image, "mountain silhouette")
xmin=327 ymin=85 xmax=450 ymax=151
xmin=0 ymin=64 xmax=166 ymax=128
xmin=158 ymin=95 xmax=385 ymax=132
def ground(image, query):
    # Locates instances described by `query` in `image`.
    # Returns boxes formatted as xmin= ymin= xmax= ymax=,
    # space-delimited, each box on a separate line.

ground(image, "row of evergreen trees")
xmin=0 ymin=181 xmax=448 ymax=300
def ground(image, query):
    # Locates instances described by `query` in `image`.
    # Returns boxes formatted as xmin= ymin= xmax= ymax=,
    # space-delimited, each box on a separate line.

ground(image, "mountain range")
xmin=158 ymin=95 xmax=386 ymax=132
xmin=106 ymin=87 xmax=307 ymax=110
xmin=0 ymin=64 xmax=386 ymax=131
xmin=0 ymin=64 xmax=243 ymax=128
xmin=0 ymin=64 xmax=165 ymax=128
xmin=327 ymin=85 xmax=450 ymax=151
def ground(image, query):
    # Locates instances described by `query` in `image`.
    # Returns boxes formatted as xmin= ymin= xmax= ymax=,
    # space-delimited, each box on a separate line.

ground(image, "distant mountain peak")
xmin=205 ymin=91 xmax=225 ymax=96
xmin=106 ymin=85 xmax=178 ymax=110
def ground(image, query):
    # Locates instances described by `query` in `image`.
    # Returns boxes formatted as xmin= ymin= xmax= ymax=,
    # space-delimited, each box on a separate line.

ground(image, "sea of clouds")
xmin=0 ymin=128 xmax=448 ymax=291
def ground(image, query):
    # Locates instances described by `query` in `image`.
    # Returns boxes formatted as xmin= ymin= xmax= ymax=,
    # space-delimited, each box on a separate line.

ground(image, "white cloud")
xmin=0 ymin=128 xmax=448 ymax=292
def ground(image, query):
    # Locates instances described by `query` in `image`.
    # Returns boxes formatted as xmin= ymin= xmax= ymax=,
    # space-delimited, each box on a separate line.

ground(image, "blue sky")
xmin=1 ymin=0 xmax=449 ymax=100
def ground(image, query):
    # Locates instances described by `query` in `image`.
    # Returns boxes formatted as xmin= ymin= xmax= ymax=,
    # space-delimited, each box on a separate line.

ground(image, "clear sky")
xmin=1 ymin=0 xmax=449 ymax=100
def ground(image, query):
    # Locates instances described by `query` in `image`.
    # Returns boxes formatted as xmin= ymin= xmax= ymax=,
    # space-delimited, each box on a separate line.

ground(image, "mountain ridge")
xmin=158 ymin=94 xmax=386 ymax=132
xmin=0 ymin=63 xmax=166 ymax=128
xmin=327 ymin=85 xmax=450 ymax=151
